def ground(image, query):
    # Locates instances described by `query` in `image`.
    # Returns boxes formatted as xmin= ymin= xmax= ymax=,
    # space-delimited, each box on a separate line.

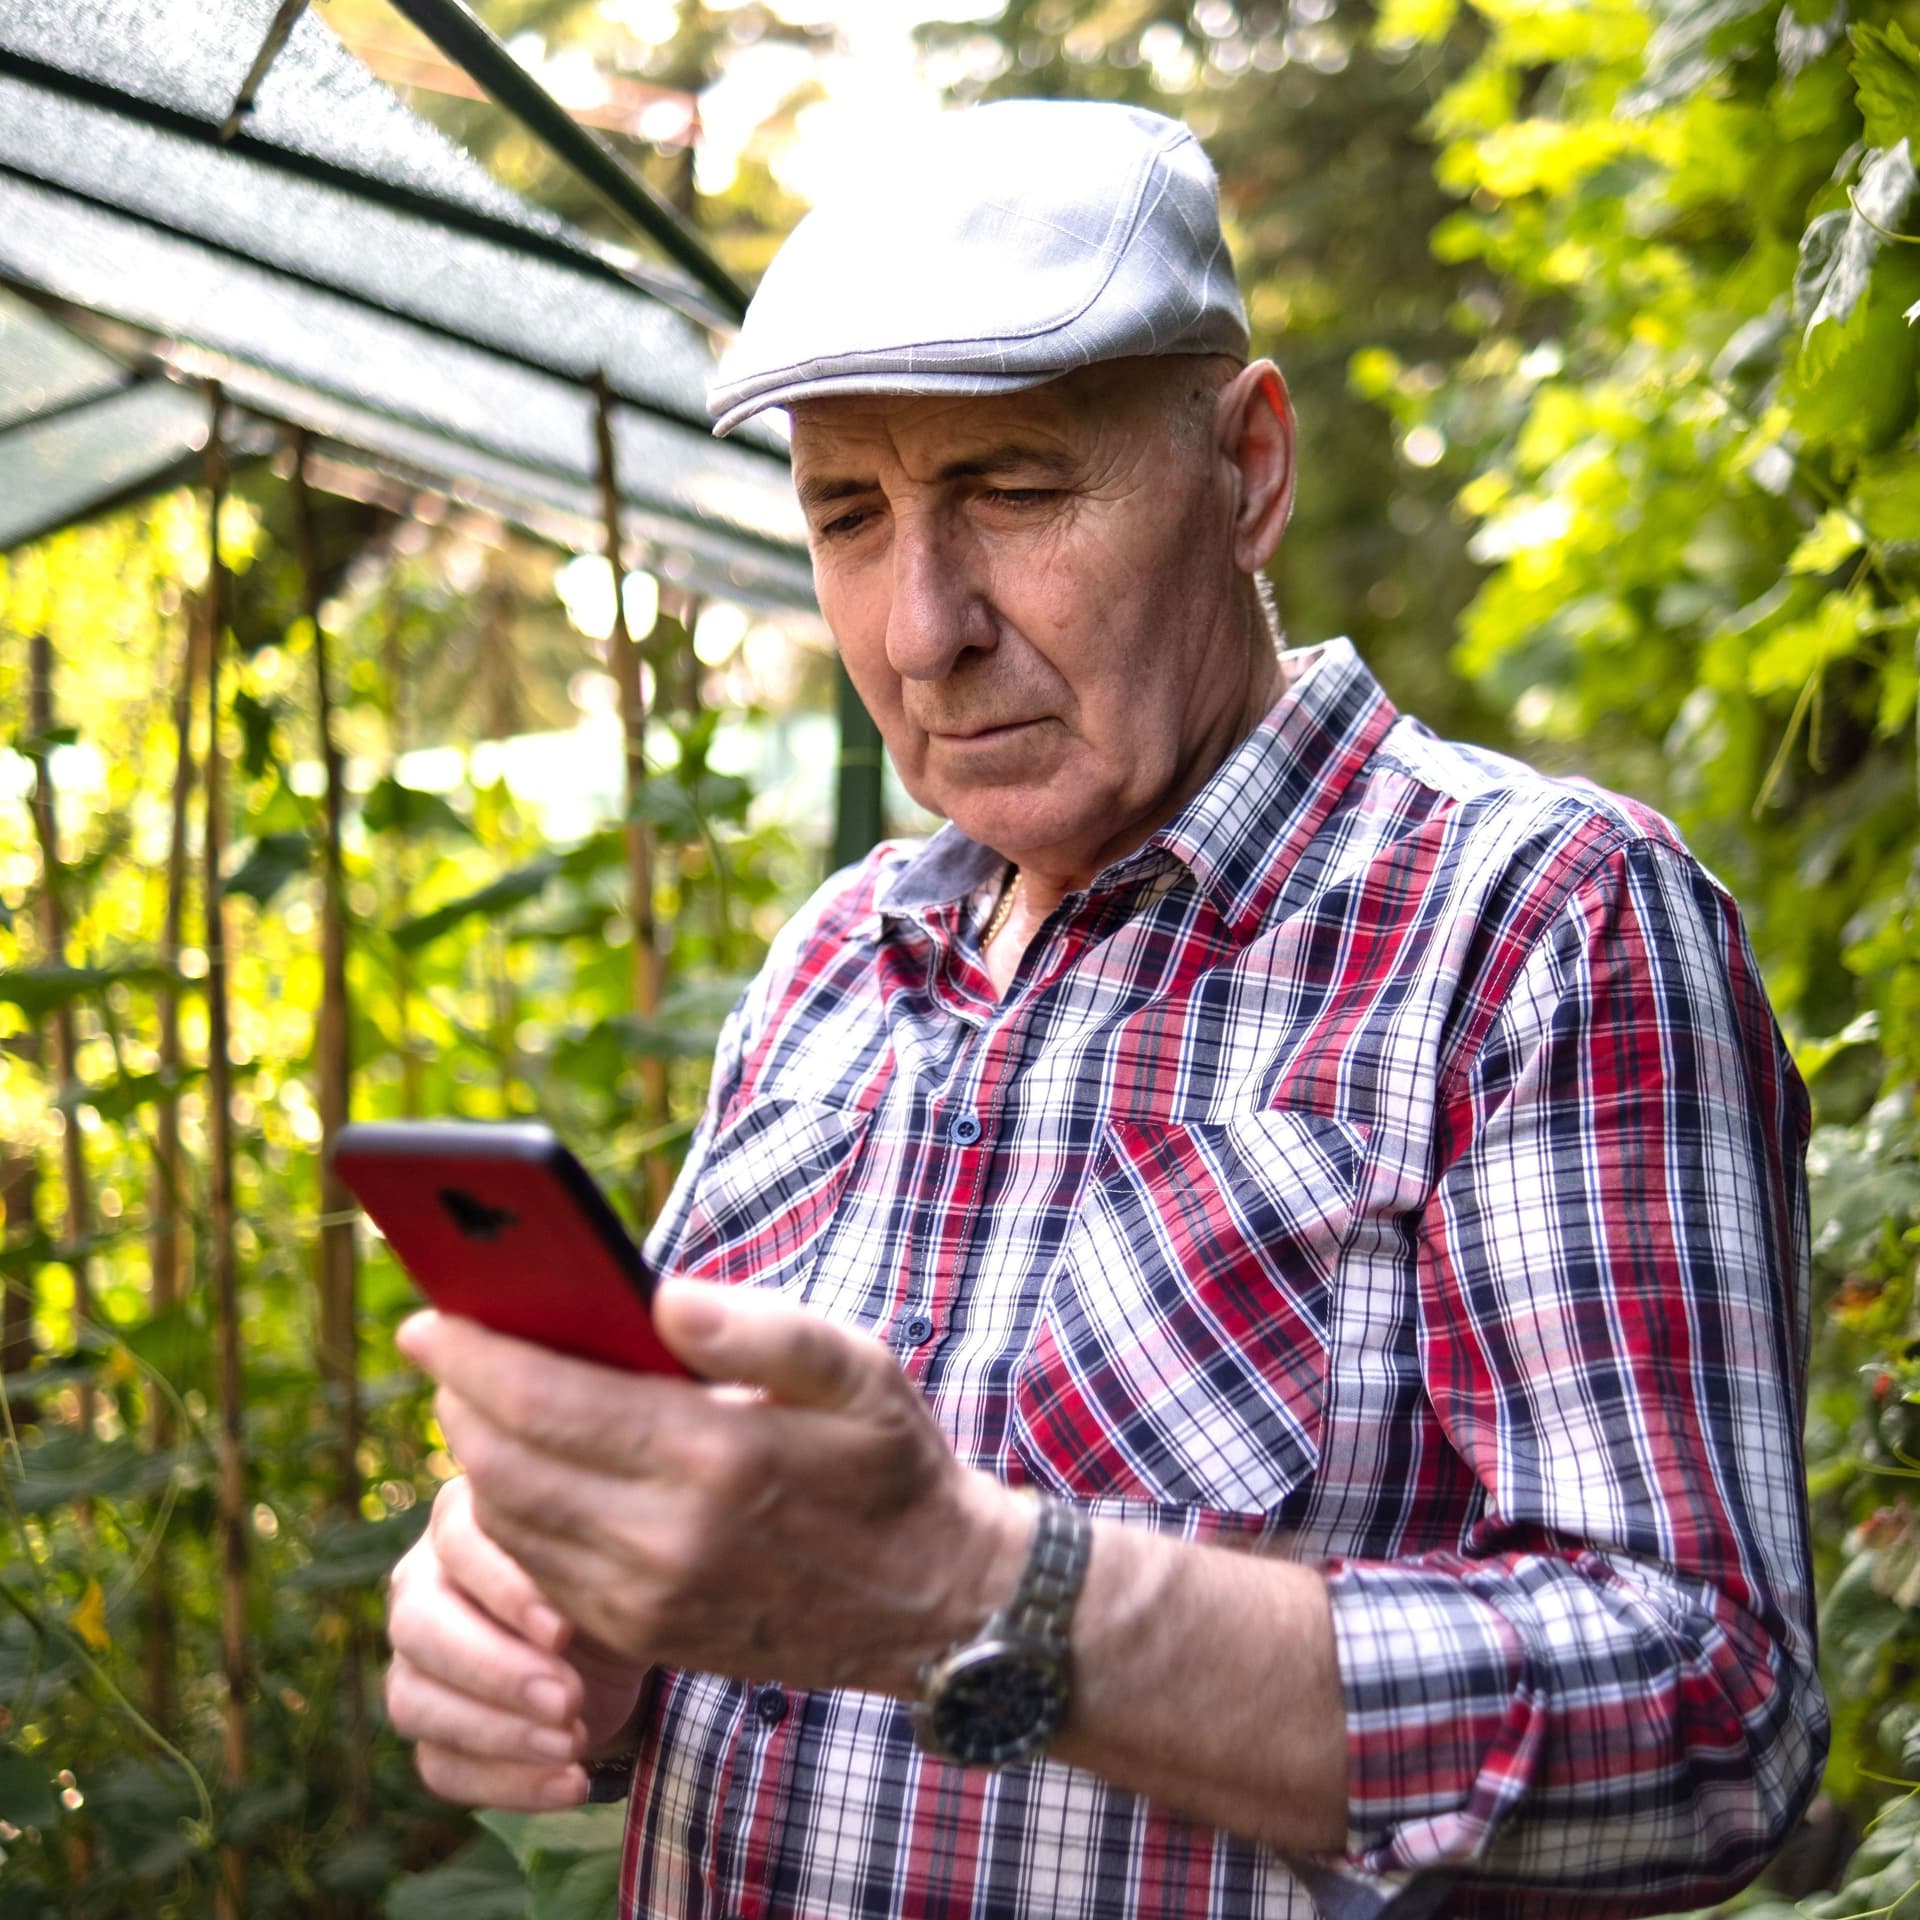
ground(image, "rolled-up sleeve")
xmin=1316 ymin=837 xmax=1827 ymax=1919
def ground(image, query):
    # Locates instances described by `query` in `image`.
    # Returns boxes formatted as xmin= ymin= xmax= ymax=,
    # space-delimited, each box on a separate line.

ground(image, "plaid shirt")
xmin=621 ymin=641 xmax=1825 ymax=1920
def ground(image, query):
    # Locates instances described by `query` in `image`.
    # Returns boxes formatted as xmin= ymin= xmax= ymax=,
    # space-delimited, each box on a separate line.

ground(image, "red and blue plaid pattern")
xmin=621 ymin=642 xmax=1825 ymax=1920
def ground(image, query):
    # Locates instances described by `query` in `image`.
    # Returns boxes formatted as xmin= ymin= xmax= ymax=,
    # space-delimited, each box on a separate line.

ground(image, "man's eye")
xmin=818 ymin=509 xmax=872 ymax=539
xmin=986 ymin=488 xmax=1056 ymax=509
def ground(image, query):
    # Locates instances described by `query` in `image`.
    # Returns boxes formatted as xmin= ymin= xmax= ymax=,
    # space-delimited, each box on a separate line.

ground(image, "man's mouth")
xmin=929 ymin=718 xmax=1040 ymax=742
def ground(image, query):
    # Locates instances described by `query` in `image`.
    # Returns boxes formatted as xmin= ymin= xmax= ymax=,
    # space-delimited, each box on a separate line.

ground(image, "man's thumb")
xmin=651 ymin=1277 xmax=873 ymax=1410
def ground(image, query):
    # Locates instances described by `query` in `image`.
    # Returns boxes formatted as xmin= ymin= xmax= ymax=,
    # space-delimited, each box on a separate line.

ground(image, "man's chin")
xmin=938 ymin=791 xmax=1117 ymax=872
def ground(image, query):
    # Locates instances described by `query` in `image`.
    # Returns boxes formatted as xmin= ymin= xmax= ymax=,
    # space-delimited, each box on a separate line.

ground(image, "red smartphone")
xmin=330 ymin=1119 xmax=686 ymax=1375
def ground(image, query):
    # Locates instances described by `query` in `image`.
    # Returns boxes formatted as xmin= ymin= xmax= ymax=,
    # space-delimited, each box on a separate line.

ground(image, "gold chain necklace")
xmin=980 ymin=866 xmax=1021 ymax=946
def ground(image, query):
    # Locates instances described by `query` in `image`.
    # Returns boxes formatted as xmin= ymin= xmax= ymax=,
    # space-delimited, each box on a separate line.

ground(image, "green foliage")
xmin=0 ymin=452 xmax=807 ymax=1910
xmin=1375 ymin=0 xmax=1920 ymax=1904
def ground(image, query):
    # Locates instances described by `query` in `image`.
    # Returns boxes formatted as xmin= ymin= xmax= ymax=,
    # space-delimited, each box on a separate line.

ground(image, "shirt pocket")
xmin=1010 ymin=1109 xmax=1365 ymax=1529
xmin=668 ymin=1094 xmax=872 ymax=1294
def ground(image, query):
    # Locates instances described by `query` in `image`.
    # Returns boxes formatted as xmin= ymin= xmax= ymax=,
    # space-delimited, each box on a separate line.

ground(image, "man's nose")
xmin=884 ymin=515 xmax=989 ymax=682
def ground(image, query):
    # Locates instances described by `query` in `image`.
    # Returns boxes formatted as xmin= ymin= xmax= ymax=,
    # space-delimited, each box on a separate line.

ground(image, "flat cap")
xmin=707 ymin=100 xmax=1248 ymax=437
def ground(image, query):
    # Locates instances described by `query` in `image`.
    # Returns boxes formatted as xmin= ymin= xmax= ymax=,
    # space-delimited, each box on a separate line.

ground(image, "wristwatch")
xmin=912 ymin=1493 xmax=1092 ymax=1769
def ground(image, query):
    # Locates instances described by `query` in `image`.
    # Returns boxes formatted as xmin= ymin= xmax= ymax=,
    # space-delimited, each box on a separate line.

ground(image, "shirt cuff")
xmin=1323 ymin=1560 xmax=1537 ymax=1875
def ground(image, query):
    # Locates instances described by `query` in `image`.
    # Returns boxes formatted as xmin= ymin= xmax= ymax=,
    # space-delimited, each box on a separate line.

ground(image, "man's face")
xmin=789 ymin=358 xmax=1285 ymax=885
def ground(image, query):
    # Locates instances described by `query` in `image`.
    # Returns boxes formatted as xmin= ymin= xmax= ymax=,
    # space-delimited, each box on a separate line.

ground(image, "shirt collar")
xmin=878 ymin=638 xmax=1396 ymax=941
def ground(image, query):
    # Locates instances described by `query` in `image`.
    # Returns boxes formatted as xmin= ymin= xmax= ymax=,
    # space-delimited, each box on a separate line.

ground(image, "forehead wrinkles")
xmin=791 ymin=394 xmax=1089 ymax=497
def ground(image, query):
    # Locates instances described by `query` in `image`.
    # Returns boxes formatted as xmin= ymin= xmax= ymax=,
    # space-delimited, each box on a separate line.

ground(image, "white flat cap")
xmin=707 ymin=100 xmax=1249 ymax=437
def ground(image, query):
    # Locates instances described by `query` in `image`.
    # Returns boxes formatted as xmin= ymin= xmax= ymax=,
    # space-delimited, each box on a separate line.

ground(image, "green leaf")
xmin=1820 ymin=1548 xmax=1910 ymax=1695
xmin=11 ymin=724 xmax=78 ymax=757
xmin=0 ymin=1744 xmax=61 ymax=1830
xmin=0 ymin=962 xmax=180 ymax=1018
xmin=2 ymin=1432 xmax=177 ymax=1515
xmin=117 ymin=1302 xmax=207 ymax=1399
xmin=1372 ymin=0 xmax=1459 ymax=47
xmin=1778 ymin=2 xmax=1848 ymax=81
xmin=384 ymin=1831 xmax=527 ymax=1920
xmin=361 ymin=774 xmax=476 ymax=841
xmin=475 ymin=1804 xmax=628 ymax=1870
xmin=230 ymin=688 xmax=280 ymax=782
xmin=1854 ymin=457 xmax=1920 ymax=544
xmin=527 ymin=1845 xmax=624 ymax=1920
xmin=391 ymin=857 xmax=561 ymax=951
xmin=1790 ymin=240 xmax=1920 ymax=449
xmin=1855 ymin=21 xmax=1920 ymax=152
xmin=1787 ymin=509 xmax=1865 ymax=574
xmin=318 ymin=1831 xmax=400 ymax=1897
xmin=85 ymin=1757 xmax=205 ymax=1881
xmin=283 ymin=1504 xmax=430 ymax=1591
xmin=1746 ymin=589 xmax=1867 ymax=694
xmin=1630 ymin=0 xmax=1776 ymax=111
xmin=224 ymin=1776 xmax=305 ymax=1845
xmin=1792 ymin=1009 xmax=1879 ymax=1081
xmin=58 ymin=1063 xmax=204 ymax=1124
xmin=1798 ymin=141 xmax=1917 ymax=368
xmin=222 ymin=830 xmax=313 ymax=906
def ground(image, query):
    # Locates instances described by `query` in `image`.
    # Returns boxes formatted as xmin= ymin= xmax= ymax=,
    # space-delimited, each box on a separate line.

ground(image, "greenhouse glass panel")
xmin=0 ymin=0 xmax=597 ymax=248
xmin=0 ymin=287 xmax=127 ymax=433
xmin=0 ymin=76 xmax=726 ymax=428
xmin=0 ymin=174 xmax=801 ymax=553
xmin=0 ymin=379 xmax=212 ymax=549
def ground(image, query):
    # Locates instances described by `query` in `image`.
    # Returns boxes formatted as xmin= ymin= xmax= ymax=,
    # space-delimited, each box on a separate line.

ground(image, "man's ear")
xmin=1218 ymin=359 xmax=1295 ymax=574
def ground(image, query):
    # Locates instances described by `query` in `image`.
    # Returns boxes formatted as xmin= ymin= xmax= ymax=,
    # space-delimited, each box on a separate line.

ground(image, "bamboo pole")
xmin=589 ymin=374 xmax=670 ymax=1220
xmin=144 ymin=595 xmax=201 ymax=1726
xmin=202 ymin=384 xmax=250 ymax=1920
xmin=381 ymin=624 xmax=423 ymax=1118
xmin=151 ymin=604 xmax=197 ymax=1332
xmin=27 ymin=635 xmax=98 ymax=1448
xmin=292 ymin=434 xmax=369 ymax=1828
xmin=1 ymin=1152 xmax=38 ymax=1426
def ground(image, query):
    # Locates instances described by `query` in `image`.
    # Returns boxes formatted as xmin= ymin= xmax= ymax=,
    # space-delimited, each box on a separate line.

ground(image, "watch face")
xmin=927 ymin=1643 xmax=1067 ymax=1768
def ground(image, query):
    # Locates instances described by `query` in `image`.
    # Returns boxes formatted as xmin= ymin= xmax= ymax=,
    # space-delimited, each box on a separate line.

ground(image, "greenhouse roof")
xmin=0 ymin=0 xmax=814 ymax=609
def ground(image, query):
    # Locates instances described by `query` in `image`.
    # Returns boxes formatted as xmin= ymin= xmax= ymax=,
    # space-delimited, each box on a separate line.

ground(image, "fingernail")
xmin=525 ymin=1603 xmax=566 ymax=1647
xmin=525 ymin=1678 xmax=569 ymax=1721
xmin=528 ymin=1725 xmax=576 ymax=1761
xmin=545 ymin=1766 xmax=588 ymax=1807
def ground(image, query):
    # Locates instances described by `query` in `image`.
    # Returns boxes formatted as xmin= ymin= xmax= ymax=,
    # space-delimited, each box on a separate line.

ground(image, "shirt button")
xmin=755 ymin=1685 xmax=789 ymax=1727
xmin=899 ymin=1311 xmax=935 ymax=1349
xmin=947 ymin=1112 xmax=983 ymax=1146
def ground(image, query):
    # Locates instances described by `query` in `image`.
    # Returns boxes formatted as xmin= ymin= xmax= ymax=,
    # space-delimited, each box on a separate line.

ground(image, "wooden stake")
xmin=151 ymin=604 xmax=198 ymax=1334
xmin=27 ymin=634 xmax=98 ymax=1449
xmin=590 ymin=375 xmax=671 ymax=1220
xmin=292 ymin=433 xmax=369 ymax=1827
xmin=381 ymin=622 xmax=423 ymax=1118
xmin=144 ymin=594 xmax=200 ymax=1726
xmin=202 ymin=384 xmax=249 ymax=1920
xmin=0 ymin=1152 xmax=38 ymax=1427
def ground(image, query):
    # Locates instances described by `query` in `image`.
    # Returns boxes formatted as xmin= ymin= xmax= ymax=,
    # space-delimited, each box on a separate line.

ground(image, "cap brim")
xmin=709 ymin=366 xmax=1065 ymax=439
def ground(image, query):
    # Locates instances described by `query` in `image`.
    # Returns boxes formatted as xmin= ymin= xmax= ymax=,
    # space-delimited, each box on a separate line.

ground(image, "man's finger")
xmin=652 ymin=1277 xmax=888 ymax=1410
xmin=430 ymin=1474 xmax=572 ymax=1653
xmin=387 ymin=1545 xmax=585 ymax=1726
xmin=413 ymin=1743 xmax=586 ymax=1812
xmin=399 ymin=1308 xmax=702 ymax=1465
xmin=387 ymin=1655 xmax=585 ymax=1765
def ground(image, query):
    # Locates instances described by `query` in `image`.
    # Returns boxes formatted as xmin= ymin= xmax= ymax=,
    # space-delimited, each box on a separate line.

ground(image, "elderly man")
xmin=384 ymin=102 xmax=1826 ymax=1919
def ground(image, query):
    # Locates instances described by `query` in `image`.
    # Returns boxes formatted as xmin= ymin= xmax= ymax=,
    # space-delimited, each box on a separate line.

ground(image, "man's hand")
xmin=395 ymin=1278 xmax=1031 ymax=1701
xmin=384 ymin=1473 xmax=653 ymax=1808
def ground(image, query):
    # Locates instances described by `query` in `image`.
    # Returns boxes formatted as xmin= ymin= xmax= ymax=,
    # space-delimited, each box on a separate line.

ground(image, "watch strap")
xmin=1005 ymin=1494 xmax=1092 ymax=1648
